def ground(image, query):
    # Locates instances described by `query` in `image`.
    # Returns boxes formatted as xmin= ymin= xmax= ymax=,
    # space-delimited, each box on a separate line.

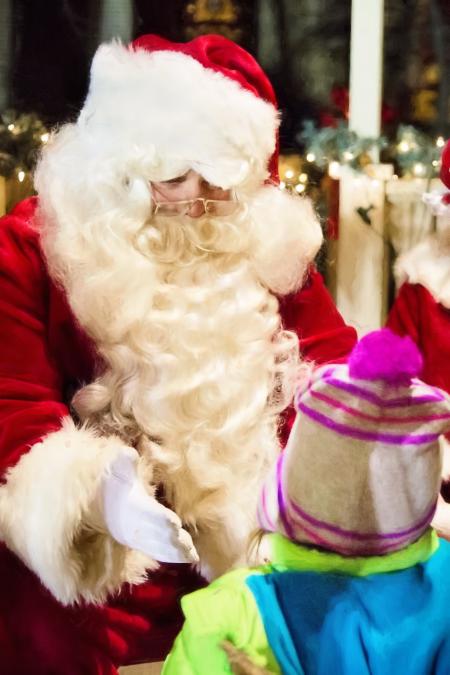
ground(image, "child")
xmin=162 ymin=329 xmax=450 ymax=674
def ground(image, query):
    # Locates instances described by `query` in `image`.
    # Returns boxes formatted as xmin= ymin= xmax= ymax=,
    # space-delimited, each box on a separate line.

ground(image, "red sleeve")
xmin=0 ymin=200 xmax=68 ymax=477
xmin=0 ymin=202 xmax=196 ymax=606
xmin=387 ymin=282 xmax=450 ymax=450
xmin=387 ymin=281 xmax=450 ymax=391
xmin=278 ymin=268 xmax=357 ymax=444
xmin=386 ymin=282 xmax=421 ymax=344
xmin=279 ymin=268 xmax=357 ymax=365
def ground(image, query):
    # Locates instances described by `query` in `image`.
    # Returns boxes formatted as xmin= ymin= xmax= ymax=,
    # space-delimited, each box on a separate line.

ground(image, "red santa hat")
xmin=77 ymin=34 xmax=280 ymax=189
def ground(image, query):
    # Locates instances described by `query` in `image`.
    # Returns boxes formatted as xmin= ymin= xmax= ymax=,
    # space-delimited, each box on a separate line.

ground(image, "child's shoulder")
xmin=180 ymin=565 xmax=272 ymax=625
xmin=212 ymin=564 xmax=271 ymax=589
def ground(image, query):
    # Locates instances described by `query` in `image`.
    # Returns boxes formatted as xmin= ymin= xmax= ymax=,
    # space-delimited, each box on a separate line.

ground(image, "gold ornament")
xmin=411 ymin=90 xmax=438 ymax=123
xmin=186 ymin=0 xmax=238 ymax=24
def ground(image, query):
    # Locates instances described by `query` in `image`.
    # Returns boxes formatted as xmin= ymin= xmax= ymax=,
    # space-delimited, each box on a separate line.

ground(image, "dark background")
xmin=3 ymin=0 xmax=450 ymax=150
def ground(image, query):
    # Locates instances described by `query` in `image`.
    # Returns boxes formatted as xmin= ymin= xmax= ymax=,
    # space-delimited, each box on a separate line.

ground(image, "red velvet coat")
xmin=387 ymin=238 xmax=450 ymax=503
xmin=387 ymin=232 xmax=450 ymax=397
xmin=0 ymin=198 xmax=356 ymax=674
xmin=387 ymin=280 xmax=450 ymax=499
xmin=387 ymin=282 xmax=450 ymax=396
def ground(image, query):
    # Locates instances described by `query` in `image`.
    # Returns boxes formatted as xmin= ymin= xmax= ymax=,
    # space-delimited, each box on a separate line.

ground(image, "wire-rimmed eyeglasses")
xmin=152 ymin=197 xmax=240 ymax=218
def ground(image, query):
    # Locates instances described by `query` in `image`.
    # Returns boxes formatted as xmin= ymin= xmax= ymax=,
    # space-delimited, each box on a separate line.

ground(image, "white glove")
xmin=101 ymin=448 xmax=199 ymax=564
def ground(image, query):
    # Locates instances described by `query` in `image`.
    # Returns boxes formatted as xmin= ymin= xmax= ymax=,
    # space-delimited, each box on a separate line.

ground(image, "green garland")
xmin=0 ymin=109 xmax=49 ymax=179
xmin=0 ymin=108 xmax=442 ymax=184
xmin=393 ymin=125 xmax=442 ymax=177
xmin=298 ymin=120 xmax=443 ymax=178
xmin=299 ymin=120 xmax=387 ymax=170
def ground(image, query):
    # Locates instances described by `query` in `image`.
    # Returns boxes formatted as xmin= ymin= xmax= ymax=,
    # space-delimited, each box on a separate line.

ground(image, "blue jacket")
xmin=163 ymin=530 xmax=450 ymax=674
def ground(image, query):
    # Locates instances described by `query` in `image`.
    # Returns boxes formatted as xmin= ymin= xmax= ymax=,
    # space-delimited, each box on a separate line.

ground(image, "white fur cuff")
xmin=0 ymin=418 xmax=153 ymax=605
xmin=395 ymin=235 xmax=450 ymax=308
xmin=249 ymin=186 xmax=323 ymax=295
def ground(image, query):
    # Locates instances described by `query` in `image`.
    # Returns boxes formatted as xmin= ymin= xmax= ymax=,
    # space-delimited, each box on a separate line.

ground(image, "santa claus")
xmin=0 ymin=34 xmax=356 ymax=673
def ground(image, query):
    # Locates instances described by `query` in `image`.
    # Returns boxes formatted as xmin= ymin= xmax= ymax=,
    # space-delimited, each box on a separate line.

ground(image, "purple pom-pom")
xmin=348 ymin=329 xmax=423 ymax=383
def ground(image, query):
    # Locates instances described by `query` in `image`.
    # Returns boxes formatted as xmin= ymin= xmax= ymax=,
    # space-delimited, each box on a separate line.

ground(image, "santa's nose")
xmin=187 ymin=199 xmax=206 ymax=218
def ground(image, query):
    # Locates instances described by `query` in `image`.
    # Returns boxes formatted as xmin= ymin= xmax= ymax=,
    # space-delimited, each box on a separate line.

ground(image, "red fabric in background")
xmin=387 ymin=282 xmax=450 ymax=501
xmin=386 ymin=282 xmax=450 ymax=397
xmin=0 ymin=198 xmax=356 ymax=674
xmin=279 ymin=269 xmax=357 ymax=443
xmin=0 ymin=546 xmax=201 ymax=674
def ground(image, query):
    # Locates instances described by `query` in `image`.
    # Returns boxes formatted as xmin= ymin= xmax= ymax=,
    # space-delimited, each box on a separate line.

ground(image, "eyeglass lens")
xmin=154 ymin=198 xmax=238 ymax=217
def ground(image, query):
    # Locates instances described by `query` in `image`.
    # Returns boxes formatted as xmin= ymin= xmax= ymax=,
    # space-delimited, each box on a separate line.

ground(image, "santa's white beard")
xmin=39 ymin=186 xmax=321 ymax=575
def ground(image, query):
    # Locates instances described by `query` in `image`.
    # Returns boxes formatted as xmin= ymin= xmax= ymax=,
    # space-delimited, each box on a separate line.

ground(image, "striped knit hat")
xmin=259 ymin=329 xmax=450 ymax=555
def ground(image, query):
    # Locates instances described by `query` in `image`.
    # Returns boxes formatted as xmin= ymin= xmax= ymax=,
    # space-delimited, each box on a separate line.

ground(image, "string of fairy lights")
xmin=0 ymin=109 xmax=446 ymax=199
xmin=279 ymin=122 xmax=445 ymax=195
xmin=0 ymin=110 xmax=49 ymax=186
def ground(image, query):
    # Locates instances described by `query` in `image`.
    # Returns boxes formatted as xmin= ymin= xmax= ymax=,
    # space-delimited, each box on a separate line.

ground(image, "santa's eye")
xmin=163 ymin=174 xmax=189 ymax=185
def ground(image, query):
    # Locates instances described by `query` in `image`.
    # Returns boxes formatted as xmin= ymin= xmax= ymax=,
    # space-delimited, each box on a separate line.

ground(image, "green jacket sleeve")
xmin=162 ymin=568 xmax=280 ymax=675
xmin=162 ymin=621 xmax=233 ymax=675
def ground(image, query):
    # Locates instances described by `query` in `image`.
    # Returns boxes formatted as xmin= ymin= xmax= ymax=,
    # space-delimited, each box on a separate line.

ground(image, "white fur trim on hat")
xmin=395 ymin=233 xmax=450 ymax=308
xmin=248 ymin=186 xmax=323 ymax=295
xmin=0 ymin=418 xmax=154 ymax=605
xmin=78 ymin=42 xmax=279 ymax=189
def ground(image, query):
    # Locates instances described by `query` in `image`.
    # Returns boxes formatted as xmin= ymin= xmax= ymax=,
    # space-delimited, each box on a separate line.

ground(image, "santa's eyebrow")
xmin=162 ymin=173 xmax=190 ymax=184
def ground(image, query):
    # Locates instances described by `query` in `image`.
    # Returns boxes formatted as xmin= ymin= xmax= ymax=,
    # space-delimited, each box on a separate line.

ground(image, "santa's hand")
xmin=101 ymin=448 xmax=199 ymax=563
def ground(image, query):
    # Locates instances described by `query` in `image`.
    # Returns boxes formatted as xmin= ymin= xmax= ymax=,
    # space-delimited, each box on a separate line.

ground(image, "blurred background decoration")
xmin=0 ymin=1 xmax=448 ymax=185
xmin=1 ymin=1 xmax=447 ymax=142
xmin=0 ymin=109 xmax=48 ymax=178
xmin=0 ymin=109 xmax=48 ymax=212
xmin=0 ymin=0 xmax=448 ymax=329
